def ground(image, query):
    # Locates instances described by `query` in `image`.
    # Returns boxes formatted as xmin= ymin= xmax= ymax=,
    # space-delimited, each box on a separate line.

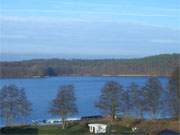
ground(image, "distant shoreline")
xmin=0 ymin=54 xmax=178 ymax=78
xmin=101 ymin=74 xmax=168 ymax=77
xmin=0 ymin=74 xmax=169 ymax=79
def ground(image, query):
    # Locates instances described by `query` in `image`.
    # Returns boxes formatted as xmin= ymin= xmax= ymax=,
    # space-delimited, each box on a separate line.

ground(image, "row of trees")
xmin=0 ymin=68 xmax=179 ymax=128
xmin=48 ymin=68 xmax=180 ymax=128
xmin=97 ymin=79 xmax=165 ymax=119
xmin=96 ymin=68 xmax=179 ymax=120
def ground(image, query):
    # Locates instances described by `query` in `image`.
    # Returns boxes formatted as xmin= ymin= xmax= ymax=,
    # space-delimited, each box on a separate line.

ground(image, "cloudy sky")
xmin=0 ymin=0 xmax=180 ymax=60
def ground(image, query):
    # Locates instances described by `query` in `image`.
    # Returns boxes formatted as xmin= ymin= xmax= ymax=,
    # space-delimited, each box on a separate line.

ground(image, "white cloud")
xmin=1 ymin=14 xmax=179 ymax=57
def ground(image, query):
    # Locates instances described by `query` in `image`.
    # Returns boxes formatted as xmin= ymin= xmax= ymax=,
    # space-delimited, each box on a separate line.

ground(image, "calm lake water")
xmin=0 ymin=76 xmax=168 ymax=126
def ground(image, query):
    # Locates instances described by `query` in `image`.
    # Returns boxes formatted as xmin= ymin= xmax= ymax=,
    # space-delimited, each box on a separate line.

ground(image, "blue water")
xmin=0 ymin=76 xmax=168 ymax=126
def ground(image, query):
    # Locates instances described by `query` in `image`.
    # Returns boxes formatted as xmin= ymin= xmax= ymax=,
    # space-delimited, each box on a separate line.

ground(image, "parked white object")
xmin=46 ymin=118 xmax=61 ymax=124
xmin=132 ymin=127 xmax=137 ymax=132
xmin=88 ymin=124 xmax=107 ymax=134
xmin=66 ymin=117 xmax=81 ymax=121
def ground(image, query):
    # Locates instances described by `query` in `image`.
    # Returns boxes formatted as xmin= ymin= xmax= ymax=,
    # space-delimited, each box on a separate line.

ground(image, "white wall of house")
xmin=88 ymin=124 xmax=107 ymax=134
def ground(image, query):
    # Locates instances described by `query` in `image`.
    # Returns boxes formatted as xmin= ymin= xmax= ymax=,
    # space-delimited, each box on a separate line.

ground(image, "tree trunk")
xmin=140 ymin=110 xmax=144 ymax=119
xmin=22 ymin=116 xmax=26 ymax=125
xmin=152 ymin=110 xmax=156 ymax=119
xmin=62 ymin=117 xmax=66 ymax=129
xmin=112 ymin=114 xmax=115 ymax=120
xmin=6 ymin=116 xmax=13 ymax=126
xmin=112 ymin=106 xmax=116 ymax=120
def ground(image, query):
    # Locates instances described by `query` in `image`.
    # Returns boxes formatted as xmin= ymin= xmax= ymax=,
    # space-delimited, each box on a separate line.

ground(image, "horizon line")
xmin=0 ymin=53 xmax=179 ymax=62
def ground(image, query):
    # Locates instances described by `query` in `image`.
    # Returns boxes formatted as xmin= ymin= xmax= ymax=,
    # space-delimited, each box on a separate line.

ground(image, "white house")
xmin=88 ymin=124 xmax=107 ymax=134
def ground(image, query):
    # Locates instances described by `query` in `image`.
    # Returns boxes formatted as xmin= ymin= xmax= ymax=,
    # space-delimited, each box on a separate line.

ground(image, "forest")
xmin=0 ymin=54 xmax=179 ymax=78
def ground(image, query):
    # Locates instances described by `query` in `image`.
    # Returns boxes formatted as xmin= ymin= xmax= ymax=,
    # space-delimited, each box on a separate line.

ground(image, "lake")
xmin=0 ymin=76 xmax=168 ymax=126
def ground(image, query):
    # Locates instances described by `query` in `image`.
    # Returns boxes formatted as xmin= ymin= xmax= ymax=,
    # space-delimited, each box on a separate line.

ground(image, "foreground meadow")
xmin=1 ymin=118 xmax=179 ymax=135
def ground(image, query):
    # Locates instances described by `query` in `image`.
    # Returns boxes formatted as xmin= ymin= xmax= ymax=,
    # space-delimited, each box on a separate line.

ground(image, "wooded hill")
xmin=0 ymin=54 xmax=179 ymax=78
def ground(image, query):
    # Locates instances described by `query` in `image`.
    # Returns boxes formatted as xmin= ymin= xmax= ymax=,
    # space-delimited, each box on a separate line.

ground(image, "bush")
xmin=0 ymin=126 xmax=38 ymax=135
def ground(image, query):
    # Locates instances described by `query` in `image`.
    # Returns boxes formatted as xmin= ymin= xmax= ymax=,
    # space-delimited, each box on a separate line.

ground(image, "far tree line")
xmin=0 ymin=54 xmax=179 ymax=78
xmin=0 ymin=68 xmax=179 ymax=128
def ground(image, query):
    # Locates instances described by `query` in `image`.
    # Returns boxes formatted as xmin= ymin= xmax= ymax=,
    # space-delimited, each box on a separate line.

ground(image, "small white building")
xmin=88 ymin=124 xmax=107 ymax=134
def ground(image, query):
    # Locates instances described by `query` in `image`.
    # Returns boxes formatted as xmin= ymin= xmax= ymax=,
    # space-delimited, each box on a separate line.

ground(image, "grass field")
xmin=0 ymin=119 xmax=179 ymax=135
xmin=38 ymin=124 xmax=89 ymax=135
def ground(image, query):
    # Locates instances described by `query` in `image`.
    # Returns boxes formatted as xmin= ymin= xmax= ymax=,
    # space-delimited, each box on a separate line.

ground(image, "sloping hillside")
xmin=0 ymin=54 xmax=179 ymax=78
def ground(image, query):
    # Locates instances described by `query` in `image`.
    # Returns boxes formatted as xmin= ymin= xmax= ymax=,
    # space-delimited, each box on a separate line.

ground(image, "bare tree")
xmin=127 ymin=82 xmax=147 ymax=119
xmin=0 ymin=85 xmax=18 ymax=125
xmin=49 ymin=85 xmax=78 ymax=129
xmin=0 ymin=85 xmax=32 ymax=126
xmin=128 ymin=82 xmax=140 ymax=117
xmin=96 ymin=81 xmax=124 ymax=120
xmin=168 ymin=67 xmax=180 ymax=119
xmin=143 ymin=77 xmax=163 ymax=118
xmin=17 ymin=88 xmax=32 ymax=124
xmin=121 ymin=90 xmax=131 ymax=117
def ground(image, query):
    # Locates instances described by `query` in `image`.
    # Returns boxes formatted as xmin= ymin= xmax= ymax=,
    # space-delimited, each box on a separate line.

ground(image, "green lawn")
xmin=0 ymin=124 xmax=90 ymax=135
xmin=1 ymin=119 xmax=179 ymax=135
xmin=0 ymin=123 xmax=132 ymax=135
xmin=37 ymin=124 xmax=89 ymax=135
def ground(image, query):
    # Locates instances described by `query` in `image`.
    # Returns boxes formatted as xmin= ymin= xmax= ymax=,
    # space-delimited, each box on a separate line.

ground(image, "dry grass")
xmin=118 ymin=118 xmax=180 ymax=135
xmin=1 ymin=118 xmax=179 ymax=135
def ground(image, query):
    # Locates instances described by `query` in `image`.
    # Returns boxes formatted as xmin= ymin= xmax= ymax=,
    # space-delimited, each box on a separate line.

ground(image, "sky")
xmin=0 ymin=0 xmax=180 ymax=60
